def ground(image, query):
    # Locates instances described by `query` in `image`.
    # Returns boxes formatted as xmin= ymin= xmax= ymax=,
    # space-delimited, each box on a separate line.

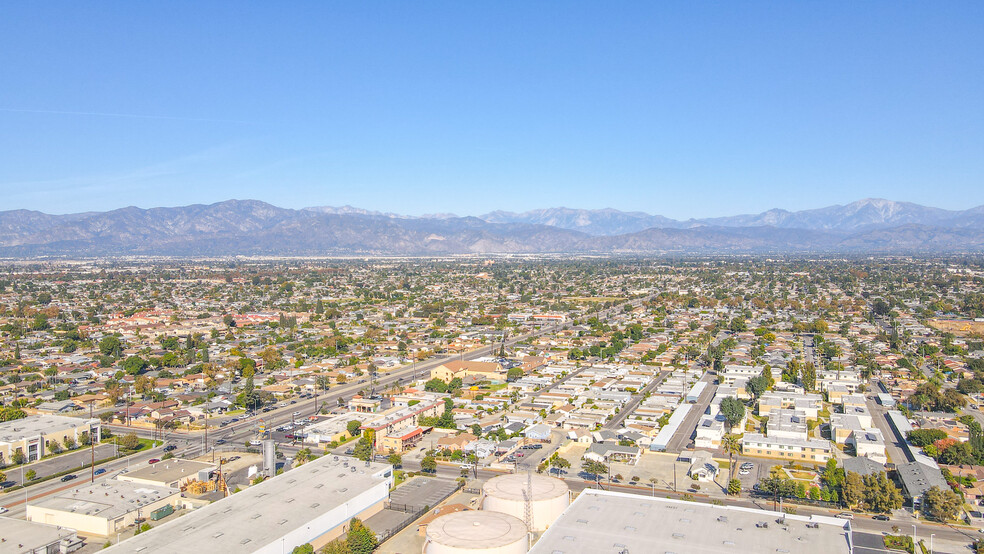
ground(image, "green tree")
xmin=98 ymin=336 xmax=122 ymax=357
xmin=25 ymin=469 xmax=36 ymax=480
xmin=424 ymin=378 xmax=448 ymax=393
xmin=801 ymin=362 xmax=817 ymax=392
xmin=292 ymin=545 xmax=315 ymax=554
xmin=922 ymin=485 xmax=961 ymax=522
xmin=119 ymin=432 xmax=140 ymax=451
xmin=722 ymin=434 xmax=742 ymax=483
xmin=346 ymin=517 xmax=377 ymax=554
xmin=353 ymin=429 xmax=375 ymax=462
xmin=842 ymin=471 xmax=865 ymax=510
xmin=347 ymin=420 xmax=363 ymax=437
xmin=760 ymin=474 xmax=797 ymax=509
xmin=582 ymin=459 xmax=609 ymax=485
xmin=862 ymin=472 xmax=903 ymax=513
xmin=387 ymin=453 xmax=402 ymax=467
xmin=0 ymin=407 xmax=28 ymax=422
xmin=719 ymin=398 xmax=745 ymax=432
xmin=728 ymin=478 xmax=742 ymax=495
xmin=506 ymin=367 xmax=523 ymax=381
xmin=421 ymin=455 xmax=437 ymax=473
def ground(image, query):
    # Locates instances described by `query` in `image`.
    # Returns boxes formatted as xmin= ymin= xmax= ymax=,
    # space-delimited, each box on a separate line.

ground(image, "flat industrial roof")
xmin=105 ymin=456 xmax=392 ymax=553
xmin=28 ymin=479 xmax=178 ymax=520
xmin=0 ymin=516 xmax=77 ymax=550
xmin=530 ymin=489 xmax=852 ymax=554
xmin=0 ymin=415 xmax=98 ymax=442
xmin=117 ymin=459 xmax=216 ymax=485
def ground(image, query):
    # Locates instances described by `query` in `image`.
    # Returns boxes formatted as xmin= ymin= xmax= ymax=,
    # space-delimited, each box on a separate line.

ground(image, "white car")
xmin=738 ymin=469 xmax=750 ymax=475
xmin=0 ymin=506 xmax=7 ymax=514
xmin=292 ymin=411 xmax=301 ymax=417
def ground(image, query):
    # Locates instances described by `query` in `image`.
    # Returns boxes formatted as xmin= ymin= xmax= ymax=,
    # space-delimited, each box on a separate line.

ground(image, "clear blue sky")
xmin=1 ymin=2 xmax=982 ymax=219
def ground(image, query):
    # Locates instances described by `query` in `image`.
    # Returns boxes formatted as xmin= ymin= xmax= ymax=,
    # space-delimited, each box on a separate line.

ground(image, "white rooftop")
xmin=530 ymin=489 xmax=852 ymax=554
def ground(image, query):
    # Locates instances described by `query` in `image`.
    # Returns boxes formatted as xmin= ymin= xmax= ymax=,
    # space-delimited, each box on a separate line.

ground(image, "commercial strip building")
xmin=302 ymin=412 xmax=376 ymax=445
xmin=529 ymin=489 xmax=853 ymax=554
xmin=431 ymin=360 xmax=505 ymax=382
xmin=0 ymin=414 xmax=101 ymax=464
xmin=116 ymin=458 xmax=217 ymax=489
xmin=0 ymin=516 xmax=84 ymax=554
xmin=105 ymin=456 xmax=393 ymax=553
xmin=26 ymin=480 xmax=180 ymax=537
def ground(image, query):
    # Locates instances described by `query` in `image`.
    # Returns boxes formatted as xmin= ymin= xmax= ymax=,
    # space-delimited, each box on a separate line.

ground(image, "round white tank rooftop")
xmin=482 ymin=473 xmax=569 ymax=501
xmin=425 ymin=510 xmax=528 ymax=550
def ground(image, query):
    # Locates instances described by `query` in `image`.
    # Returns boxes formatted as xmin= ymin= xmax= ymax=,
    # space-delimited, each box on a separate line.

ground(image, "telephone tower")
xmin=523 ymin=468 xmax=533 ymax=531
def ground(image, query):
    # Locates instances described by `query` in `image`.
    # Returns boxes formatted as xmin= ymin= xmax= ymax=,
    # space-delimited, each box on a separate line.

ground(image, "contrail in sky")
xmin=0 ymin=107 xmax=251 ymax=124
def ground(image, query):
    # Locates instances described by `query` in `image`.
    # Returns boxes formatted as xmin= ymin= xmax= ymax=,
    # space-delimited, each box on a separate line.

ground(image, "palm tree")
xmin=722 ymin=434 xmax=741 ymax=484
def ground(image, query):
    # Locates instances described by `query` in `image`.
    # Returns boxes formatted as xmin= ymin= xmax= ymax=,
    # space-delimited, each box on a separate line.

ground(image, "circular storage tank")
xmin=481 ymin=473 xmax=569 ymax=532
xmin=425 ymin=510 xmax=528 ymax=554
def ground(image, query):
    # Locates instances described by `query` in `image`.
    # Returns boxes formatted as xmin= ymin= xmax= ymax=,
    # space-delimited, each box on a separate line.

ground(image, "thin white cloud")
xmin=0 ymin=107 xmax=252 ymax=125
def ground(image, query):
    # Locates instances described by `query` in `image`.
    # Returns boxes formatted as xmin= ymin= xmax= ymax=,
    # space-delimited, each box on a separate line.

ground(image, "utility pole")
xmin=89 ymin=400 xmax=96 ymax=483
xmin=204 ymin=408 xmax=208 ymax=459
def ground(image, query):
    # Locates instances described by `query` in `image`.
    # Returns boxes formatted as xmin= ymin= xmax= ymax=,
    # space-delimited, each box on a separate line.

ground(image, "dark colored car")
xmin=60 ymin=474 xmax=77 ymax=482
xmin=163 ymin=445 xmax=176 ymax=452
xmin=94 ymin=468 xmax=107 ymax=476
xmin=872 ymin=514 xmax=890 ymax=521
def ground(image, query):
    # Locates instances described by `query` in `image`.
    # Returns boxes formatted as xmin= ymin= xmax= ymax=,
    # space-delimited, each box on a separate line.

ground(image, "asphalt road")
xmin=2 ymin=443 xmax=117 ymax=486
xmin=865 ymin=392 xmax=913 ymax=466
xmin=604 ymin=369 xmax=671 ymax=430
xmin=665 ymin=370 xmax=718 ymax=452
xmin=0 ymin=445 xmax=165 ymax=517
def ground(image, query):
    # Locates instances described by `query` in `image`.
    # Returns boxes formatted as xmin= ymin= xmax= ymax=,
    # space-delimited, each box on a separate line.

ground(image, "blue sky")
xmin=1 ymin=3 xmax=982 ymax=219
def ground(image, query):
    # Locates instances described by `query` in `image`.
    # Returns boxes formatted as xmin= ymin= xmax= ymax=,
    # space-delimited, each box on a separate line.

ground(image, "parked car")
xmin=61 ymin=474 xmax=77 ymax=482
xmin=738 ymin=469 xmax=750 ymax=476
xmin=94 ymin=468 xmax=107 ymax=476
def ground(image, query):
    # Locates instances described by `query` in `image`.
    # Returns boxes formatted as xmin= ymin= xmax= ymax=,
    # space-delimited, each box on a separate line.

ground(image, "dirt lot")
xmin=928 ymin=319 xmax=984 ymax=337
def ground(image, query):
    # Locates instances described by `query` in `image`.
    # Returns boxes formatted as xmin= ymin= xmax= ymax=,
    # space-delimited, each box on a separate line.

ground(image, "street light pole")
xmin=930 ymin=534 xmax=934 ymax=554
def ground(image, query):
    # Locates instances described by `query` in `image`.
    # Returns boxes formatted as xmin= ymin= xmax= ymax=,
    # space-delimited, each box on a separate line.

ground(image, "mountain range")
xmin=2 ymin=198 xmax=984 ymax=257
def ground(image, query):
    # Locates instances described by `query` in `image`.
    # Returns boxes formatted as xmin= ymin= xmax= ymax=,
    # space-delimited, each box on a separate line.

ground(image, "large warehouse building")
xmin=530 ymin=489 xmax=853 ymax=554
xmin=105 ymin=455 xmax=393 ymax=553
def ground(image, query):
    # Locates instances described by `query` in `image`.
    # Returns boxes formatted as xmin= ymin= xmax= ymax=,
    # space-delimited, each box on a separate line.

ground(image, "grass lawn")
xmin=224 ymin=409 xmax=246 ymax=416
xmin=788 ymin=470 xmax=816 ymax=480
